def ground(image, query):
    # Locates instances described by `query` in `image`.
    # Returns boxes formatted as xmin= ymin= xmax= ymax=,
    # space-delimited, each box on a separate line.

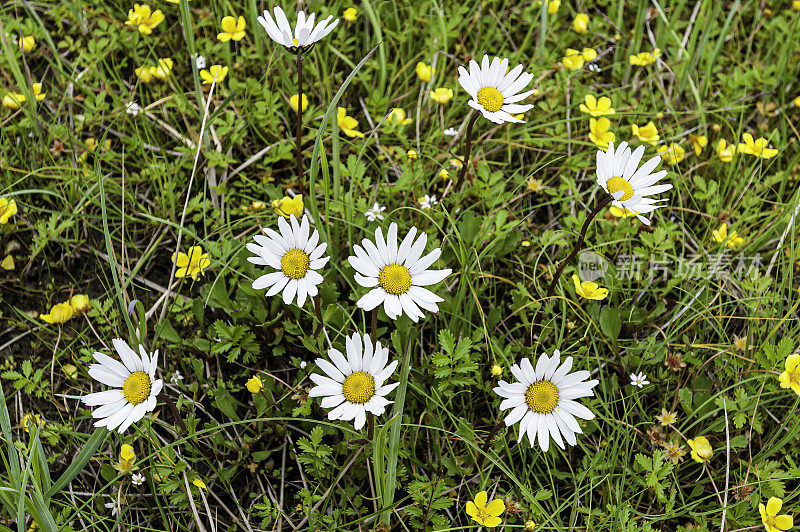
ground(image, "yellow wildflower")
xmin=589 ymin=117 xmax=615 ymax=148
xmin=581 ymin=48 xmax=597 ymax=62
xmin=21 ymin=413 xmax=42 ymax=432
xmin=151 ymin=58 xmax=173 ymax=80
xmin=537 ymin=0 xmax=560 ymax=14
xmin=217 ymin=15 xmax=246 ymax=42
xmin=579 ymin=94 xmax=614 ymax=117
xmin=115 ymin=444 xmax=136 ymax=472
xmin=794 ymin=95 xmax=800 ymax=107
xmin=712 ymin=223 xmax=744 ymax=249
xmin=572 ymin=14 xmax=589 ymax=33
xmin=528 ymin=178 xmax=545 ymax=192
xmin=1 ymin=255 xmax=14 ymax=270
xmin=289 ymin=93 xmax=309 ymax=113
xmin=343 ymin=7 xmax=357 ymax=21
xmin=779 ymin=354 xmax=800 ymax=396
xmin=200 ymin=65 xmax=228 ymax=85
xmin=172 ymin=245 xmax=211 ymax=280
xmin=663 ymin=441 xmax=687 ymax=464
xmin=126 ymin=4 xmax=165 ymax=35
xmin=716 ymin=139 xmax=736 ymax=162
xmin=32 ymin=83 xmax=46 ymax=101
xmin=760 ymin=498 xmax=793 ymax=532
xmin=657 ymin=143 xmax=685 ymax=164
xmin=631 ymin=122 xmax=659 ymax=145
xmin=193 ymin=478 xmax=207 ymax=490
xmin=2 ymin=93 xmax=25 ymax=110
xmin=490 ymin=365 xmax=502 ymax=377
xmin=63 ymin=363 xmax=78 ymax=380
xmin=430 ymin=87 xmax=453 ymax=104
xmin=406 ymin=149 xmax=417 ymax=160
xmin=19 ymin=35 xmax=36 ymax=52
xmin=70 ymin=294 xmax=91 ymax=315
xmin=465 ymin=491 xmax=505 ymax=528
xmin=562 ymin=48 xmax=584 ymax=70
xmin=737 ymin=133 xmax=778 ymax=159
xmin=387 ymin=108 xmax=412 ymax=126
xmin=572 ymin=274 xmax=608 ymax=300
xmin=40 ymin=302 xmax=75 ymax=324
xmin=337 ymin=107 xmax=364 ymax=138
xmin=415 ymin=62 xmax=435 ymax=82
xmin=438 ymin=168 xmax=451 ymax=179
xmin=689 ymin=134 xmax=708 ymax=156
xmin=687 ymin=436 xmax=713 ymax=463
xmin=629 ymin=49 xmax=661 ymax=66
xmin=656 ymin=409 xmax=678 ymax=426
xmin=0 ymin=198 xmax=18 ymax=223
xmin=246 ymin=376 xmax=263 ymax=394
xmin=272 ymin=195 xmax=304 ymax=218
xmin=135 ymin=66 xmax=155 ymax=83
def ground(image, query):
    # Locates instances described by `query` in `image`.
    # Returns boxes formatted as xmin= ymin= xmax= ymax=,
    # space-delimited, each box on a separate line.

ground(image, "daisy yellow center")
xmin=122 ymin=371 xmax=151 ymax=405
xmin=607 ymin=176 xmax=634 ymax=201
xmin=477 ymin=87 xmax=504 ymax=113
xmin=378 ymin=263 xmax=412 ymax=295
xmin=525 ymin=380 xmax=559 ymax=414
xmin=342 ymin=371 xmax=375 ymax=404
xmin=292 ymin=38 xmax=299 ymax=46
xmin=281 ymin=248 xmax=310 ymax=280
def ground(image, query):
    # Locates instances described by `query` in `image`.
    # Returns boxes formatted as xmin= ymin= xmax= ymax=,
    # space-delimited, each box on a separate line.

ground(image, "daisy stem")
xmin=475 ymin=419 xmax=505 ymax=471
xmin=545 ymin=194 xmax=613 ymax=299
xmin=455 ymin=113 xmax=479 ymax=190
xmin=158 ymin=392 xmax=215 ymax=460
xmin=370 ymin=309 xmax=378 ymax=344
xmin=296 ymin=52 xmax=304 ymax=190
xmin=313 ymin=294 xmax=324 ymax=337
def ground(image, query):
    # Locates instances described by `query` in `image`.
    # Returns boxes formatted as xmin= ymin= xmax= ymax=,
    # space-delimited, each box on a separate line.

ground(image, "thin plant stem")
xmin=296 ymin=53 xmax=304 ymax=190
xmin=370 ymin=308 xmax=378 ymax=344
xmin=313 ymin=294 xmax=324 ymax=337
xmin=545 ymin=194 xmax=614 ymax=298
xmin=455 ymin=113 xmax=479 ymax=190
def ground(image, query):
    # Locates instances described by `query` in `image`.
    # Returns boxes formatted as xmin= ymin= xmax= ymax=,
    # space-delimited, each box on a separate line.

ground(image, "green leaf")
xmin=599 ymin=307 xmax=622 ymax=340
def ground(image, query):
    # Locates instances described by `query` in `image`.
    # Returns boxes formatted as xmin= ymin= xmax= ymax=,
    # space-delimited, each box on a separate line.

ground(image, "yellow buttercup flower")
xmin=490 ymin=365 xmax=503 ymax=377
xmin=135 ymin=66 xmax=155 ymax=83
xmin=289 ymin=93 xmax=309 ymax=113
xmin=406 ymin=149 xmax=417 ymax=160
xmin=70 ymin=294 xmax=91 ymax=315
xmin=466 ymin=491 xmax=505 ymax=528
xmin=794 ymin=95 xmax=800 ymax=107
xmin=115 ymin=444 xmax=136 ymax=472
xmin=562 ymin=48 xmax=584 ymax=70
xmin=415 ymin=62 xmax=435 ymax=82
xmin=126 ymin=4 xmax=165 ymax=35
xmin=387 ymin=108 xmax=412 ymax=126
xmin=343 ymin=7 xmax=357 ymax=21
xmin=629 ymin=49 xmax=661 ymax=66
xmin=32 ymin=83 xmax=46 ymax=101
xmin=609 ymin=205 xmax=638 ymax=218
xmin=3 ymin=93 xmax=25 ymax=110
xmin=657 ymin=143 xmax=685 ymax=164
xmin=0 ymin=198 xmax=18 ymax=223
xmin=687 ymin=436 xmax=713 ymax=463
xmin=246 ymin=375 xmax=263 ymax=393
xmin=272 ymin=195 xmax=304 ymax=218
xmin=779 ymin=354 xmax=800 ymax=396
xmin=794 ymin=0 xmax=800 ymax=10
xmin=537 ymin=0 xmax=560 ymax=15
xmin=172 ymin=245 xmax=211 ymax=280
xmin=337 ymin=107 xmax=364 ymax=138
xmin=572 ymin=274 xmax=608 ymax=300
xmin=589 ymin=117 xmax=615 ymax=148
xmin=0 ymin=255 xmax=14 ymax=270
xmin=438 ymin=168 xmax=451 ymax=179
xmin=656 ymin=408 xmax=678 ymax=426
xmin=572 ymin=13 xmax=589 ymax=33
xmin=63 ymin=363 xmax=78 ymax=380
xmin=217 ymin=15 xmax=246 ymax=42
xmin=712 ymin=223 xmax=744 ymax=249
xmin=631 ymin=122 xmax=659 ymax=145
xmin=430 ymin=87 xmax=453 ymax=104
xmin=21 ymin=413 xmax=42 ymax=432
xmin=579 ymin=94 xmax=614 ymax=117
xmin=528 ymin=178 xmax=545 ymax=192
xmin=581 ymin=48 xmax=597 ymax=62
xmin=716 ymin=139 xmax=736 ymax=162
xmin=200 ymin=65 xmax=228 ymax=85
xmin=760 ymin=497 xmax=793 ymax=532
xmin=689 ymin=134 xmax=707 ymax=155
xmin=737 ymin=133 xmax=778 ymax=159
xmin=193 ymin=478 xmax=207 ymax=490
xmin=40 ymin=302 xmax=75 ymax=324
xmin=19 ymin=35 xmax=35 ymax=52
xmin=151 ymin=58 xmax=174 ymax=80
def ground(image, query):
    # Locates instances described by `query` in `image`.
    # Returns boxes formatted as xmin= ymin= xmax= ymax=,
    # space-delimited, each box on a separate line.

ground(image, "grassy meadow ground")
xmin=1 ymin=0 xmax=800 ymax=530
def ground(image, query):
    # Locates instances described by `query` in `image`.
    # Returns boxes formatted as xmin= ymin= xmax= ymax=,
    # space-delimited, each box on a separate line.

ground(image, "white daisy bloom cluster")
xmin=257 ymin=7 xmax=339 ymax=53
xmin=348 ymin=223 xmax=452 ymax=322
xmin=458 ymin=55 xmax=536 ymax=124
xmin=309 ymin=332 xmax=399 ymax=430
xmin=494 ymin=350 xmax=598 ymax=451
xmin=247 ymin=214 xmax=329 ymax=307
xmin=596 ymin=141 xmax=672 ymax=225
xmin=81 ymin=339 xmax=163 ymax=433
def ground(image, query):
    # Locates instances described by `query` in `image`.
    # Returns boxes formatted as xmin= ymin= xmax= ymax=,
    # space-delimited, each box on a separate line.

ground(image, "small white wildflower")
xmin=195 ymin=55 xmax=207 ymax=70
xmin=630 ymin=372 xmax=650 ymax=388
xmin=105 ymin=501 xmax=118 ymax=516
xmin=418 ymin=194 xmax=438 ymax=210
xmin=125 ymin=101 xmax=141 ymax=116
xmin=364 ymin=202 xmax=386 ymax=222
xmin=300 ymin=360 xmax=308 ymax=369
xmin=170 ymin=371 xmax=183 ymax=384
xmin=443 ymin=127 xmax=458 ymax=136
xmin=131 ymin=473 xmax=145 ymax=486
xmin=587 ymin=63 xmax=600 ymax=73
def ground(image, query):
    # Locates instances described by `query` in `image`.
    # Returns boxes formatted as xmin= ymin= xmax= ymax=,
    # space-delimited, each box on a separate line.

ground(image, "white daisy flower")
xmin=194 ymin=55 xmax=206 ymax=70
xmin=365 ymin=202 xmax=386 ymax=222
xmin=418 ymin=194 xmax=437 ymax=210
xmin=257 ymin=7 xmax=339 ymax=53
xmin=596 ymin=141 xmax=672 ymax=225
xmin=247 ymin=214 xmax=329 ymax=307
xmin=494 ymin=350 xmax=599 ymax=451
xmin=348 ymin=223 xmax=452 ymax=322
xmin=131 ymin=472 xmax=146 ymax=486
xmin=308 ymin=332 xmax=399 ymax=430
xmin=125 ymin=101 xmax=141 ymax=116
xmin=443 ymin=127 xmax=458 ymax=137
xmin=630 ymin=372 xmax=649 ymax=388
xmin=81 ymin=339 xmax=163 ymax=433
xmin=457 ymin=54 xmax=536 ymax=124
